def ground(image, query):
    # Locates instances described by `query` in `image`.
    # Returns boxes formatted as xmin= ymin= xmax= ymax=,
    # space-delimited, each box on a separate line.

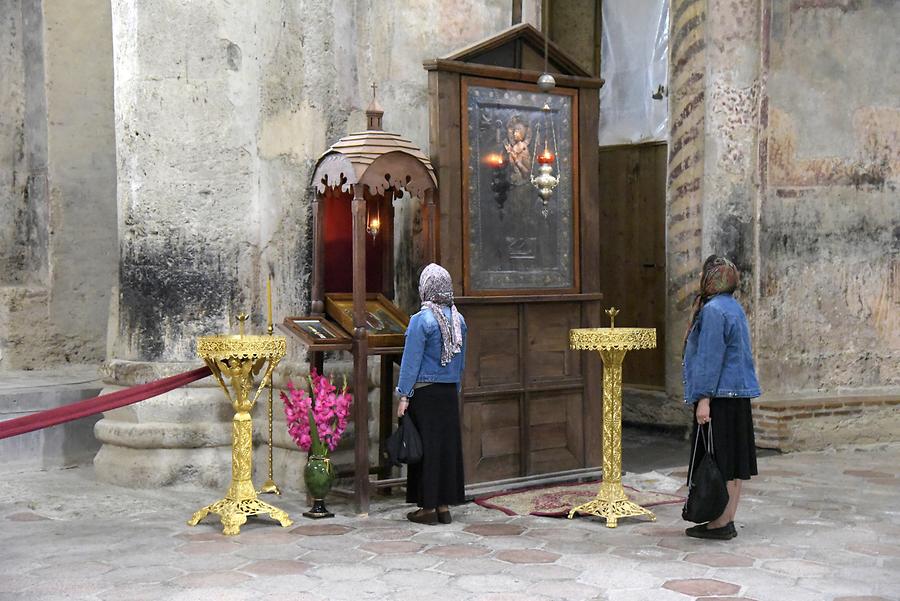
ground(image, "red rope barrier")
xmin=0 ymin=366 xmax=211 ymax=440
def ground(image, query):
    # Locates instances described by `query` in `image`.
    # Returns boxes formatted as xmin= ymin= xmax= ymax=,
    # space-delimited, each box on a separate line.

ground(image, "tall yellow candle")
xmin=266 ymin=276 xmax=273 ymax=330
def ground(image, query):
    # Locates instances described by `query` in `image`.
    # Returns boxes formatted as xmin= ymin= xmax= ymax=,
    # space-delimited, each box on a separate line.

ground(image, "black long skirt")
xmin=691 ymin=397 xmax=758 ymax=481
xmin=406 ymin=383 xmax=466 ymax=508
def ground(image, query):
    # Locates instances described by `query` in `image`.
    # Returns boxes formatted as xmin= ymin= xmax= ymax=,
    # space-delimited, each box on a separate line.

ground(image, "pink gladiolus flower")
xmin=281 ymin=372 xmax=353 ymax=453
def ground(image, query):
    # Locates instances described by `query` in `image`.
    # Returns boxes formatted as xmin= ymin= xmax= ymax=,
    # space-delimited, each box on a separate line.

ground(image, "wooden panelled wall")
xmin=597 ymin=142 xmax=668 ymax=388
xmin=458 ymin=299 xmax=594 ymax=483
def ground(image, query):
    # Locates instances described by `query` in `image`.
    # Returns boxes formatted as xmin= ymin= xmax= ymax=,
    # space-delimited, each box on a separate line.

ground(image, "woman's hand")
xmin=397 ymin=397 xmax=409 ymax=418
xmin=696 ymin=397 xmax=711 ymax=425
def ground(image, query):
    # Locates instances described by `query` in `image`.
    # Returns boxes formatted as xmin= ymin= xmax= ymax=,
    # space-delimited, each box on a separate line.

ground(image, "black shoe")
xmin=407 ymin=509 xmax=438 ymax=525
xmin=685 ymin=523 xmax=709 ymax=536
xmin=686 ymin=521 xmax=735 ymax=540
xmin=437 ymin=510 xmax=452 ymax=524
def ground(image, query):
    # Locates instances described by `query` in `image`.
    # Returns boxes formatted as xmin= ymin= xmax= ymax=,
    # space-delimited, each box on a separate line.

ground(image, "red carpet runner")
xmin=0 ymin=366 xmax=211 ymax=440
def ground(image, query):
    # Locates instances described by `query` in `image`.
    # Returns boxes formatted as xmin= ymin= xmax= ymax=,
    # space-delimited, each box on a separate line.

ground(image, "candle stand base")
xmin=568 ymin=481 xmax=656 ymax=528
xmin=189 ymin=497 xmax=293 ymax=536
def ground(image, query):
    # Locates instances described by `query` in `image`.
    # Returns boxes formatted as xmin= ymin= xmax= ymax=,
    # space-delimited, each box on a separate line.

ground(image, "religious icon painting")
xmin=324 ymin=293 xmax=409 ymax=348
xmin=462 ymin=77 xmax=579 ymax=294
xmin=282 ymin=316 xmax=351 ymax=350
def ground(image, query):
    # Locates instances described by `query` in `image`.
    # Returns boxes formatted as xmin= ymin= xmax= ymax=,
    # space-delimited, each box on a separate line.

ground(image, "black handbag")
xmin=385 ymin=414 xmax=423 ymax=467
xmin=682 ymin=421 xmax=729 ymax=523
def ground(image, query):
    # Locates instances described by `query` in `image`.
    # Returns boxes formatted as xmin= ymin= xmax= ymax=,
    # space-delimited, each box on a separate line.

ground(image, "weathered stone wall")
xmin=97 ymin=0 xmax=516 ymax=489
xmin=659 ymin=0 xmax=899 ymax=445
xmin=757 ymin=0 xmax=900 ymax=398
xmin=0 ymin=0 xmax=116 ymax=370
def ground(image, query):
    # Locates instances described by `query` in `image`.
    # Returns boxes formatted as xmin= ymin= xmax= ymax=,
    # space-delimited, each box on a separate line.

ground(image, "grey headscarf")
xmin=418 ymin=263 xmax=463 ymax=366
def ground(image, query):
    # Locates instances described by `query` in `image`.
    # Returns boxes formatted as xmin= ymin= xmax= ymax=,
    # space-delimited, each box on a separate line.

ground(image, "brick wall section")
xmin=754 ymin=396 xmax=900 ymax=451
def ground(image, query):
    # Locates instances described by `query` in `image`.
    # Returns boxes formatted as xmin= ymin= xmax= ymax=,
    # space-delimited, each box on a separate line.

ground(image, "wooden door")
xmin=460 ymin=300 xmax=588 ymax=484
xmin=598 ymin=142 xmax=667 ymax=387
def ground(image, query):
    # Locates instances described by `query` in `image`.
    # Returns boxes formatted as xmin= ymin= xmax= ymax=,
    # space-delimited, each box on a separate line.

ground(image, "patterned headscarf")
xmin=683 ymin=255 xmax=740 ymax=351
xmin=419 ymin=263 xmax=463 ymax=366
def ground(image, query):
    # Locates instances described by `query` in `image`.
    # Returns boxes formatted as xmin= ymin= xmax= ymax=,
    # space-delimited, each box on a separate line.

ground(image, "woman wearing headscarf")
xmin=682 ymin=255 xmax=761 ymax=540
xmin=396 ymin=263 xmax=467 ymax=525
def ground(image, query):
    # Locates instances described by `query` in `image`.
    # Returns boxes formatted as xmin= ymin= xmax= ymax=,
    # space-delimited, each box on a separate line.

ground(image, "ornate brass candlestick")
xmin=568 ymin=308 xmax=657 ymax=528
xmin=188 ymin=314 xmax=292 ymax=535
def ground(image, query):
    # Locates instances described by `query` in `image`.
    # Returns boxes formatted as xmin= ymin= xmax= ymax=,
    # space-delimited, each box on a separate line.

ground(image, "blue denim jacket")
xmin=396 ymin=307 xmax=467 ymax=397
xmin=683 ymin=293 xmax=761 ymax=404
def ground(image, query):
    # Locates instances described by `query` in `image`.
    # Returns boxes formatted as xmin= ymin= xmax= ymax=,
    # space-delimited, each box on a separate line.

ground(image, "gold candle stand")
xmin=568 ymin=308 xmax=657 ymax=528
xmin=188 ymin=316 xmax=293 ymax=535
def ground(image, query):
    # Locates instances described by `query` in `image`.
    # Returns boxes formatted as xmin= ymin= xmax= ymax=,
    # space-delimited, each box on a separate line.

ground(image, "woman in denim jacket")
xmin=682 ymin=255 xmax=761 ymax=540
xmin=396 ymin=264 xmax=467 ymax=525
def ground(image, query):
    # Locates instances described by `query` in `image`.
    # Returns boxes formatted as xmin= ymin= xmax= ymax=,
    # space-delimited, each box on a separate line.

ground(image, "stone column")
xmin=94 ymin=0 xmax=311 ymax=489
xmin=665 ymin=0 xmax=762 ymax=406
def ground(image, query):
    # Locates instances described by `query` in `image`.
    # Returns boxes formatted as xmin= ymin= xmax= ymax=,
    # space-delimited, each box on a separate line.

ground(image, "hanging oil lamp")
xmin=530 ymin=28 xmax=560 ymax=217
xmin=531 ymin=101 xmax=560 ymax=217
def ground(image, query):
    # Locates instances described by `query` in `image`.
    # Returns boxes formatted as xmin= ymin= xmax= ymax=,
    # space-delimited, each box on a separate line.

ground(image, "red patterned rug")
xmin=474 ymin=480 xmax=685 ymax=517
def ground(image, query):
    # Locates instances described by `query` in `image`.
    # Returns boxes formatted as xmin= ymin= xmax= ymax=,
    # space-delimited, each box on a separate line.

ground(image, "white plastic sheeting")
xmin=598 ymin=0 xmax=670 ymax=146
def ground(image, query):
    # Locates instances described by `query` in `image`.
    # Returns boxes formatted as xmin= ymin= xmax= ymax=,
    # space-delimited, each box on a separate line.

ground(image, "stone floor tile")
xmin=696 ymin=597 xmax=760 ymax=601
xmin=290 ymin=523 xmax=353 ymax=536
xmin=171 ymin=570 xmax=252 ymax=588
xmin=638 ymin=559 xmax=710 ymax=579
xmin=798 ymin=575 xmax=888 ymax=598
xmin=455 ymin=573 xmax=529 ymax=593
xmin=5 ymin=511 xmax=51 ymax=521
xmin=464 ymin=522 xmax=527 ymax=536
xmin=495 ymin=548 xmax=561 ymax=564
xmin=472 ymin=593 xmax=555 ymax=601
xmin=368 ymin=553 xmax=442 ymax=570
xmin=295 ymin=547 xmax=375 ymax=564
xmin=530 ymin=579 xmax=604 ymax=601
xmin=174 ymin=530 xmax=225 ymax=542
xmin=313 ymin=563 xmax=383 ymax=581
xmin=387 ymin=586 xmax=475 ymax=601
xmin=167 ymin=587 xmax=259 ymax=601
xmin=843 ymin=469 xmax=894 ymax=478
xmin=232 ymin=574 xmax=319 ymax=595
xmin=165 ymin=552 xmax=251 ymax=572
xmin=479 ymin=535 xmax=550 ymax=550
xmin=238 ymin=558 xmax=313 ymax=575
xmin=96 ymin=582 xmax=184 ymax=601
xmin=540 ymin=537 xmax=612 ymax=555
xmin=607 ymin=589 xmax=688 ymax=601
xmin=846 ymin=542 xmax=900 ymax=557
xmin=833 ymin=597 xmax=895 ymax=601
xmin=95 ymin=565 xmax=185 ymax=585
xmin=502 ymin=562 xmax=581 ymax=581
xmin=735 ymin=544 xmax=797 ymax=559
xmin=358 ymin=527 xmax=417 ymax=540
xmin=381 ymin=568 xmax=451 ymax=588
xmin=684 ymin=551 xmax=755 ymax=567
xmin=761 ymin=558 xmax=830 ymax=577
xmin=662 ymin=578 xmax=740 ymax=596
xmin=430 ymin=557 xmax=509 ymax=575
xmin=524 ymin=526 xmax=592 ymax=542
xmin=310 ymin=578 xmax=394 ymax=600
xmin=424 ymin=543 xmax=491 ymax=558
xmin=610 ymin=544 xmax=682 ymax=561
xmin=578 ymin=567 xmax=661 ymax=590
xmin=412 ymin=528 xmax=481 ymax=545
xmin=176 ymin=540 xmax=241 ymax=555
xmin=359 ymin=540 xmax=425 ymax=554
xmin=232 ymin=527 xmax=296 ymax=545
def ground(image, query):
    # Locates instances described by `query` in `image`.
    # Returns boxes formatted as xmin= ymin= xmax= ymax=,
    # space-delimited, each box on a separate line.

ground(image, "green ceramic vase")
xmin=303 ymin=454 xmax=335 ymax=519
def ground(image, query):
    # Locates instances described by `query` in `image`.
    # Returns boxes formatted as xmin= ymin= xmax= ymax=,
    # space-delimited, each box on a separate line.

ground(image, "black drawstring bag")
xmin=682 ymin=421 xmax=729 ymax=523
xmin=385 ymin=414 xmax=423 ymax=467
